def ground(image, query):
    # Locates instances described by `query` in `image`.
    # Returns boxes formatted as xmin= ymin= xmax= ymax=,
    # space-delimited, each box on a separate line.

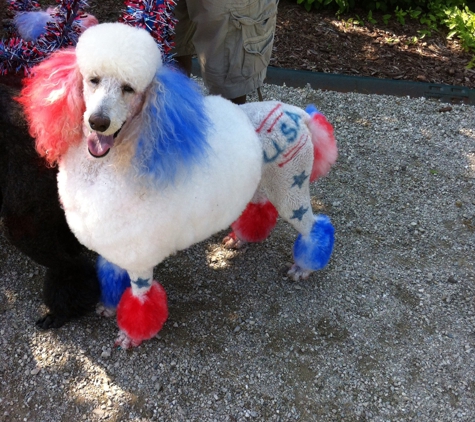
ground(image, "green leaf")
xmin=367 ymin=10 xmax=377 ymax=24
xmin=466 ymin=57 xmax=475 ymax=69
xmin=447 ymin=30 xmax=457 ymax=39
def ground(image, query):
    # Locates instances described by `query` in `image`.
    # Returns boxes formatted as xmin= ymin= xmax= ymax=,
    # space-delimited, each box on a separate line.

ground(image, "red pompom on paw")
xmin=116 ymin=281 xmax=168 ymax=343
xmin=231 ymin=200 xmax=279 ymax=243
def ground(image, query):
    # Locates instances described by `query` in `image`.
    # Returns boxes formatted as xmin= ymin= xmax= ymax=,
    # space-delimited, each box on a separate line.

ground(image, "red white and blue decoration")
xmin=7 ymin=0 xmax=40 ymax=12
xmin=120 ymin=0 xmax=177 ymax=63
xmin=1 ymin=0 xmax=96 ymax=75
xmin=1 ymin=0 xmax=177 ymax=75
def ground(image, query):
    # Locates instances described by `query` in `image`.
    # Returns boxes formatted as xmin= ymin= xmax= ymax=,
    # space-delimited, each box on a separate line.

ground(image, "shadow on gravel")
xmin=1 ymin=85 xmax=475 ymax=421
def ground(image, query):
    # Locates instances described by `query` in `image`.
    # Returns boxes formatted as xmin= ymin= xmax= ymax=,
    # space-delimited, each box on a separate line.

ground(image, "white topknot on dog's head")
xmin=76 ymin=23 xmax=162 ymax=93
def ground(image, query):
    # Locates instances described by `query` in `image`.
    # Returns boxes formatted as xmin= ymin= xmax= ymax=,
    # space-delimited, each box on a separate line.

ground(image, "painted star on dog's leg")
xmin=222 ymin=232 xmax=247 ymax=249
xmin=291 ymin=171 xmax=309 ymax=189
xmin=133 ymin=277 xmax=151 ymax=289
xmin=287 ymin=264 xmax=313 ymax=281
xmin=290 ymin=206 xmax=309 ymax=221
xmin=115 ymin=329 xmax=142 ymax=349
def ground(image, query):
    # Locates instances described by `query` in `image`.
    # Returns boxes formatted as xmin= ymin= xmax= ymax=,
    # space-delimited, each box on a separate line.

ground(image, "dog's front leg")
xmin=114 ymin=269 xmax=168 ymax=349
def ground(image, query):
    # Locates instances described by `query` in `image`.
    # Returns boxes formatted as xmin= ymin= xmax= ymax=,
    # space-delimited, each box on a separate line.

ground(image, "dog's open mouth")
xmin=87 ymin=127 xmax=123 ymax=158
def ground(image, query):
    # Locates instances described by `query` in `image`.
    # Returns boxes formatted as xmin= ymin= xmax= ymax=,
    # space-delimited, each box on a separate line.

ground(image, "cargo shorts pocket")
xmin=230 ymin=0 xmax=277 ymax=79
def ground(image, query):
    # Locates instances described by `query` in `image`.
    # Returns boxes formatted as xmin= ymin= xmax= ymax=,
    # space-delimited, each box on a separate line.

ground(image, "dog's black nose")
xmin=89 ymin=113 xmax=111 ymax=132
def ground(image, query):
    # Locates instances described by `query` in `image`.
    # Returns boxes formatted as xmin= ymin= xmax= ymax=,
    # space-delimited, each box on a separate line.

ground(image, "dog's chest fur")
xmin=57 ymin=98 xmax=263 ymax=272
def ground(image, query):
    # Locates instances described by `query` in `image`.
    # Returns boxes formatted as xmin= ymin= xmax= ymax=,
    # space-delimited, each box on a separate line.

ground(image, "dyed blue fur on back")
xmin=97 ymin=256 xmax=131 ymax=308
xmin=293 ymin=215 xmax=335 ymax=271
xmin=134 ymin=66 xmax=211 ymax=185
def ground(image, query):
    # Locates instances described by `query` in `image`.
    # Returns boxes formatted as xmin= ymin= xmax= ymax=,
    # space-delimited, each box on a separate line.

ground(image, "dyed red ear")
xmin=17 ymin=48 xmax=84 ymax=166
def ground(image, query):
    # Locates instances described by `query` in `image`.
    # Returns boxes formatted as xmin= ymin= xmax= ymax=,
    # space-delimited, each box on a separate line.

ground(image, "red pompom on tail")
xmin=116 ymin=281 xmax=168 ymax=343
xmin=231 ymin=200 xmax=279 ymax=243
xmin=309 ymin=113 xmax=338 ymax=182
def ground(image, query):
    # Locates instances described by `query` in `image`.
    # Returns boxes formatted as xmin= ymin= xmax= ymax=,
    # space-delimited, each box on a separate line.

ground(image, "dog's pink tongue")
xmin=87 ymin=132 xmax=114 ymax=157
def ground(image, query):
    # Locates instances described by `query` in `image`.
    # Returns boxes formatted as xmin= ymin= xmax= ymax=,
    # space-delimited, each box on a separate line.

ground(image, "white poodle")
xmin=19 ymin=23 xmax=337 ymax=348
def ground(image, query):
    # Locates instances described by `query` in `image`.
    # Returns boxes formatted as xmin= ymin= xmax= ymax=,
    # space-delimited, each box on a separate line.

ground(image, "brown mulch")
xmin=275 ymin=0 xmax=475 ymax=89
xmin=1 ymin=0 xmax=474 ymax=89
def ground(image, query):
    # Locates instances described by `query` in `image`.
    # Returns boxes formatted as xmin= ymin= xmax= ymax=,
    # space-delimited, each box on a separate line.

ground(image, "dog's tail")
xmin=306 ymin=105 xmax=338 ymax=182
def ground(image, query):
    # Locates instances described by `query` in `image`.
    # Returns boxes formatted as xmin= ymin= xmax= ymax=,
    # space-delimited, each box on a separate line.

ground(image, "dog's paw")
xmin=96 ymin=303 xmax=116 ymax=318
xmin=36 ymin=313 xmax=68 ymax=329
xmin=114 ymin=330 xmax=142 ymax=349
xmin=222 ymin=232 xmax=246 ymax=249
xmin=287 ymin=264 xmax=313 ymax=282
xmin=116 ymin=281 xmax=168 ymax=348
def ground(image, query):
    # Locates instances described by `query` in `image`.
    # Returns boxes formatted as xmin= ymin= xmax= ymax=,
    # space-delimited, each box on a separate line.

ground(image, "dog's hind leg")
xmin=114 ymin=269 xmax=168 ymax=349
xmin=223 ymin=188 xmax=279 ymax=249
xmin=267 ymin=187 xmax=334 ymax=281
xmin=225 ymin=102 xmax=335 ymax=279
xmin=262 ymin=139 xmax=335 ymax=281
xmin=287 ymin=215 xmax=334 ymax=281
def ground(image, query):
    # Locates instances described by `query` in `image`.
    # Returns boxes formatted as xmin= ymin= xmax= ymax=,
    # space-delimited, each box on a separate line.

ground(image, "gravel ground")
xmin=1 ymin=80 xmax=475 ymax=422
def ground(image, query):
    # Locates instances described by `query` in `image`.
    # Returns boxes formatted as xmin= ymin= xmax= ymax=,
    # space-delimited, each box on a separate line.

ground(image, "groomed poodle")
xmin=19 ymin=23 xmax=337 ymax=348
xmin=0 ymin=77 xmax=100 ymax=328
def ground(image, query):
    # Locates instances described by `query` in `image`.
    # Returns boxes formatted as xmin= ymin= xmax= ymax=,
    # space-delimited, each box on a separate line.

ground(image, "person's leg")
xmin=173 ymin=0 xmax=195 ymax=77
xmin=174 ymin=54 xmax=192 ymax=77
xmin=186 ymin=0 xmax=278 ymax=103
xmin=230 ymin=94 xmax=246 ymax=105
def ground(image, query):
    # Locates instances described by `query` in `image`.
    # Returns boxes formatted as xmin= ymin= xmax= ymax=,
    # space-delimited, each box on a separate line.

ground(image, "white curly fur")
xmin=76 ymin=23 xmax=161 ymax=93
xmin=41 ymin=23 xmax=336 ymax=347
xmin=75 ymin=24 xmax=161 ymax=138
xmin=58 ymin=96 xmax=262 ymax=272
xmin=57 ymin=24 xmax=263 ymax=302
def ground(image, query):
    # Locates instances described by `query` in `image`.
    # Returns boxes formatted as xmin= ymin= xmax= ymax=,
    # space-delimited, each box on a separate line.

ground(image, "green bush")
xmin=296 ymin=0 xmax=475 ymax=53
xmin=296 ymin=0 xmax=467 ymax=14
xmin=444 ymin=5 xmax=475 ymax=50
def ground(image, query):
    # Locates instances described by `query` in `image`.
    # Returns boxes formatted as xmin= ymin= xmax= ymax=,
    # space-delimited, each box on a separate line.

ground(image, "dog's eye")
xmin=122 ymin=85 xmax=135 ymax=94
xmin=90 ymin=77 xmax=100 ymax=85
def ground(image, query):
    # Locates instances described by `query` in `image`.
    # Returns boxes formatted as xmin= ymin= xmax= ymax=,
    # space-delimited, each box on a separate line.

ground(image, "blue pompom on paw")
xmin=293 ymin=214 xmax=335 ymax=272
xmin=97 ymin=256 xmax=131 ymax=308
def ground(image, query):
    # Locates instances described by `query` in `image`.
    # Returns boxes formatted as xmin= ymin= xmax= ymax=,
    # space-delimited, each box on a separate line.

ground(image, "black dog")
xmin=0 ymin=76 xmax=100 ymax=328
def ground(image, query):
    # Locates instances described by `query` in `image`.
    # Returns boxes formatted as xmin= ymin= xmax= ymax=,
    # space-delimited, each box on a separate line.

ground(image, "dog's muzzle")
xmin=87 ymin=126 xmax=123 ymax=158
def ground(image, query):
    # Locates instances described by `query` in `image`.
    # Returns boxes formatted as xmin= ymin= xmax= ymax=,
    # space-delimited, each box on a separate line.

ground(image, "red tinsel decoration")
xmin=1 ymin=0 xmax=90 ymax=75
xmin=120 ymin=0 xmax=177 ymax=62
xmin=1 ymin=0 xmax=178 ymax=75
xmin=8 ymin=0 xmax=41 ymax=13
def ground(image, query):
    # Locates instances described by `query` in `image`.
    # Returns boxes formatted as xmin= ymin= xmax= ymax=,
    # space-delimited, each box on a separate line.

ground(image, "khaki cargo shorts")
xmin=174 ymin=0 xmax=278 ymax=99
